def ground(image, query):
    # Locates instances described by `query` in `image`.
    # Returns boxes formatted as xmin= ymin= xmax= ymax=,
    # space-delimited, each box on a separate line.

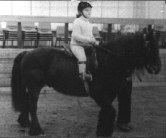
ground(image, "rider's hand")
xmin=89 ymin=37 xmax=96 ymax=44
xmin=92 ymin=40 xmax=99 ymax=46
xmin=94 ymin=41 xmax=99 ymax=46
xmin=89 ymin=37 xmax=99 ymax=46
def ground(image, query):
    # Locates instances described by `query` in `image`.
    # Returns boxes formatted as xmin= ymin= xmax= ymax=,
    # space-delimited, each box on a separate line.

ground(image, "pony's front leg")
xmin=28 ymin=87 xmax=44 ymax=136
xmin=97 ymin=105 xmax=116 ymax=137
xmin=17 ymin=92 xmax=30 ymax=127
xmin=92 ymin=92 xmax=116 ymax=137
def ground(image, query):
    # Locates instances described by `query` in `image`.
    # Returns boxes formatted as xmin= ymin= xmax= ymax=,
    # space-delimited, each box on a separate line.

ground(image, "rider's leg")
xmin=70 ymin=46 xmax=91 ymax=81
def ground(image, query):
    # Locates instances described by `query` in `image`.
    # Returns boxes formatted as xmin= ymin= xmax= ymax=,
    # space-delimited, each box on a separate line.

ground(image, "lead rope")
xmin=76 ymin=97 xmax=85 ymax=126
xmin=76 ymin=97 xmax=92 ymax=123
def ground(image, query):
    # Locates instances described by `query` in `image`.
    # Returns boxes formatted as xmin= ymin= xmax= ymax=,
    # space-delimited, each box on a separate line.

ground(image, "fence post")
xmin=107 ymin=24 xmax=112 ymax=41
xmin=148 ymin=24 xmax=152 ymax=32
xmin=64 ymin=23 xmax=69 ymax=44
xmin=17 ymin=22 xmax=23 ymax=48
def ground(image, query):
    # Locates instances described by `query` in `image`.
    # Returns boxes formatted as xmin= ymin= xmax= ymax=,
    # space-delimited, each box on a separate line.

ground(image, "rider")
xmin=70 ymin=1 xmax=99 ymax=81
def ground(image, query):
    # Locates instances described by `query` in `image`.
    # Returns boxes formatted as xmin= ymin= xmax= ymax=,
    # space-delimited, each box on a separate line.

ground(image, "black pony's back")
xmin=19 ymin=47 xmax=87 ymax=96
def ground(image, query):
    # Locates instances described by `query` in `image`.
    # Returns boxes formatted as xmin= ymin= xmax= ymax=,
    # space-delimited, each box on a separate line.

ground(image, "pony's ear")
xmin=143 ymin=27 xmax=154 ymax=40
xmin=147 ymin=29 xmax=155 ymax=41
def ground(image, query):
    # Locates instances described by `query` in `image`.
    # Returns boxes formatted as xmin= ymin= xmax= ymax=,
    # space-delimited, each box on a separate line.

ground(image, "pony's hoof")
xmin=97 ymin=133 xmax=113 ymax=137
xmin=116 ymin=123 xmax=133 ymax=132
xmin=29 ymin=127 xmax=44 ymax=136
xmin=17 ymin=116 xmax=30 ymax=128
xmin=97 ymin=130 xmax=113 ymax=137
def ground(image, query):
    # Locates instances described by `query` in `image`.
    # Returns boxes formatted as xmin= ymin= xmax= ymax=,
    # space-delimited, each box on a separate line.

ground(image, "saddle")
xmin=62 ymin=44 xmax=98 ymax=95
xmin=62 ymin=43 xmax=73 ymax=56
xmin=62 ymin=43 xmax=98 ymax=70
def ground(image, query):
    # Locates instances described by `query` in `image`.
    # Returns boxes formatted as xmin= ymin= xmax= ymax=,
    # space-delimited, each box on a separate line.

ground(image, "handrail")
xmin=0 ymin=15 xmax=165 ymax=25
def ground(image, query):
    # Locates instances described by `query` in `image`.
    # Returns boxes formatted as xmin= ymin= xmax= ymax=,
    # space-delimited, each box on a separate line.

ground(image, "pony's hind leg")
xmin=28 ymin=86 xmax=44 ymax=136
xmin=17 ymin=89 xmax=30 ymax=127
xmin=18 ymin=111 xmax=30 ymax=128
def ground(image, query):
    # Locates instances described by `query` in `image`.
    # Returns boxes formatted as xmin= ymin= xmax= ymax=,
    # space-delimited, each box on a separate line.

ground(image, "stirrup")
xmin=79 ymin=72 xmax=92 ymax=81
xmin=79 ymin=72 xmax=92 ymax=96
xmin=86 ymin=71 xmax=92 ymax=81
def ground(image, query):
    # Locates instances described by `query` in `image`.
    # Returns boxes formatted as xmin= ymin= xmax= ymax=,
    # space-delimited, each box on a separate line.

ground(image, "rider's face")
xmin=82 ymin=7 xmax=92 ymax=18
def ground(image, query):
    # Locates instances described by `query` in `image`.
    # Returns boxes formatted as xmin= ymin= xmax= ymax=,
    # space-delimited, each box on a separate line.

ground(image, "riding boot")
xmin=78 ymin=61 xmax=92 ymax=81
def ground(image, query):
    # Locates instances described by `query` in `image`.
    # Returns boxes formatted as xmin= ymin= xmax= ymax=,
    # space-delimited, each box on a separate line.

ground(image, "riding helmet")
xmin=77 ymin=1 xmax=92 ymax=13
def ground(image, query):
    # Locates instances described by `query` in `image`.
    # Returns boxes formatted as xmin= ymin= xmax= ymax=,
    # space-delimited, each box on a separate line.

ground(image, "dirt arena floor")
xmin=0 ymin=86 xmax=165 ymax=138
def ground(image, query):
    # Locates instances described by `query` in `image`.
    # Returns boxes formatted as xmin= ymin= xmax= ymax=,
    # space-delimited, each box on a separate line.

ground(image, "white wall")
xmin=0 ymin=1 xmax=165 ymax=19
xmin=146 ymin=1 xmax=166 ymax=19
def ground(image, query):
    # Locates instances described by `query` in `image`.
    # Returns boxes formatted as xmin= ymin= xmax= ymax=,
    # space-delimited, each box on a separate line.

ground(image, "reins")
xmin=93 ymin=44 xmax=114 ymax=55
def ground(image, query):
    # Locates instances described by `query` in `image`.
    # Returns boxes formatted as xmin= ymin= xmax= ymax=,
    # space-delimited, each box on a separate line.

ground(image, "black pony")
xmin=11 ymin=30 xmax=161 ymax=137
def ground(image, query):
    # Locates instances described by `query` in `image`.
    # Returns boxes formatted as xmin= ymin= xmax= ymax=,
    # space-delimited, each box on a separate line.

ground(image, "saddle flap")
xmin=62 ymin=44 xmax=73 ymax=56
xmin=86 ymin=47 xmax=98 ymax=70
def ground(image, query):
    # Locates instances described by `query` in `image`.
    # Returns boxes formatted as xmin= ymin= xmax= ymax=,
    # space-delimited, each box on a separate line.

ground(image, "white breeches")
xmin=70 ymin=45 xmax=87 ymax=62
xmin=70 ymin=45 xmax=87 ymax=74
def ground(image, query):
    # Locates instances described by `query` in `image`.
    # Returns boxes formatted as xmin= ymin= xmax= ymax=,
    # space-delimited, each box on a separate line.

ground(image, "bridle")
xmin=143 ymin=33 xmax=151 ymax=58
xmin=143 ymin=32 xmax=158 ymax=74
xmin=93 ymin=32 xmax=151 ymax=56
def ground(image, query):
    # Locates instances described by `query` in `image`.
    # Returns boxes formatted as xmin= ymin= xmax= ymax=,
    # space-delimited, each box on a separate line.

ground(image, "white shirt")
xmin=70 ymin=17 xmax=94 ymax=47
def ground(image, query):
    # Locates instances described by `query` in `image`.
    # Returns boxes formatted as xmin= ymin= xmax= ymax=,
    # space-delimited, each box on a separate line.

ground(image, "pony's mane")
xmin=100 ymin=32 xmax=146 ymax=70
xmin=103 ymin=32 xmax=144 ymax=51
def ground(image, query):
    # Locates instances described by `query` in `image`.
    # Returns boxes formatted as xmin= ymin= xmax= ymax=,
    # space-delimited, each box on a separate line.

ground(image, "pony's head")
xmin=143 ymin=28 xmax=161 ymax=74
xmin=97 ymin=29 xmax=161 ymax=75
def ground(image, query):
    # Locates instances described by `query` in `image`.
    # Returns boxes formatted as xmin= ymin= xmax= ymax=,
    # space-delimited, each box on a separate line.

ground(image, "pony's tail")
xmin=11 ymin=51 xmax=28 ymax=112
